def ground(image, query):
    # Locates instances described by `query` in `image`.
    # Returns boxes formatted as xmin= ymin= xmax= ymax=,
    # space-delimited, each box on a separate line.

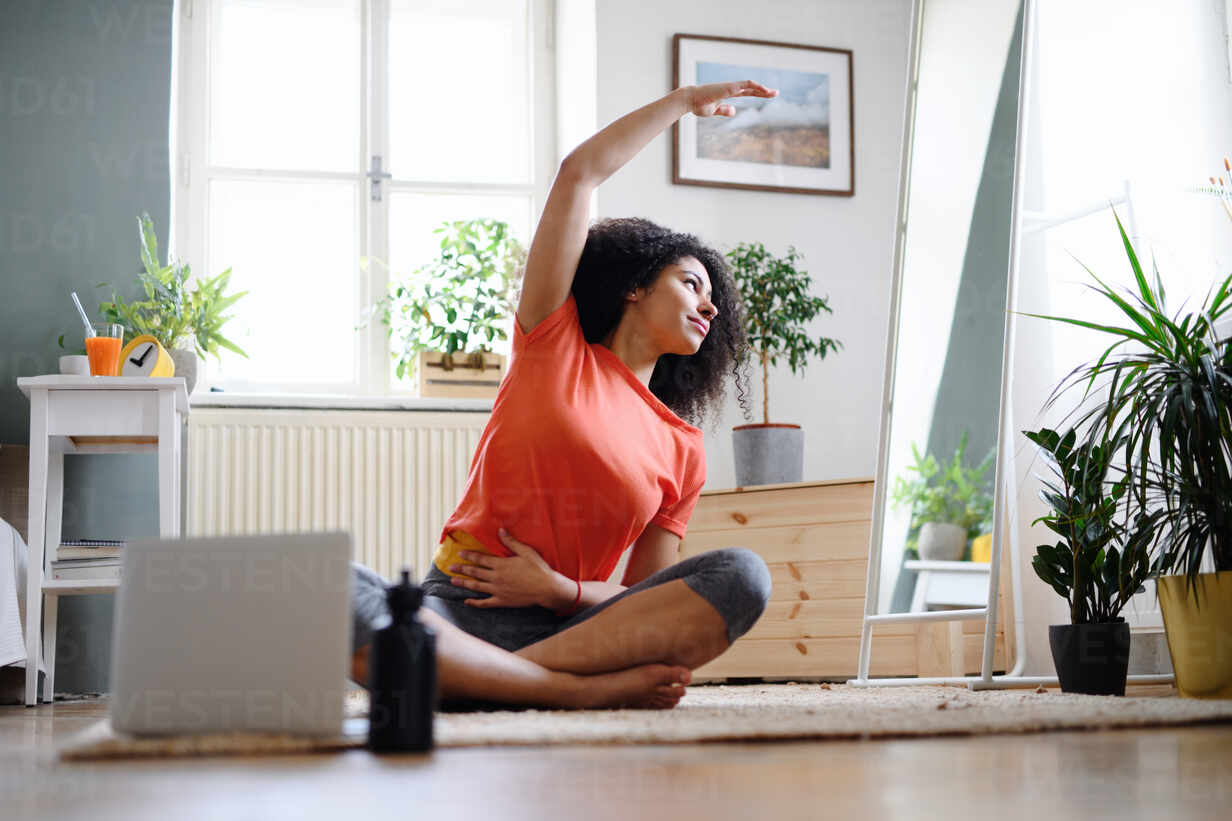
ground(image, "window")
xmin=171 ymin=0 xmax=556 ymax=395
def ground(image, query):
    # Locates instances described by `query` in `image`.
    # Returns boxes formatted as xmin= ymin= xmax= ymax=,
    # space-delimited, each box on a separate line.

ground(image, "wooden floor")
xmin=3 ymin=685 xmax=1231 ymax=821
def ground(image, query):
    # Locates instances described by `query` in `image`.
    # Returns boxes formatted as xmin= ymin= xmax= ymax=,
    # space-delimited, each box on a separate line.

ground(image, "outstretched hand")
xmin=449 ymin=527 xmax=569 ymax=609
xmin=687 ymin=80 xmax=778 ymax=118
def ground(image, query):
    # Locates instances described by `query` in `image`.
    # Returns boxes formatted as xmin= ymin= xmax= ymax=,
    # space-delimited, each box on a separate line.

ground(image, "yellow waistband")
xmin=433 ymin=530 xmax=496 ymax=578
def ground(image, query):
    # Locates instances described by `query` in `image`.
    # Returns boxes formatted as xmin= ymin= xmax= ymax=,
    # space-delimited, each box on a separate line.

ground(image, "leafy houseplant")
xmin=1025 ymin=428 xmax=1153 ymax=624
xmin=1021 ymin=205 xmax=1232 ymax=698
xmin=373 ymin=219 xmax=524 ymax=397
xmin=1023 ymin=426 xmax=1156 ymax=696
xmin=726 ymin=242 xmax=843 ymax=485
xmin=62 ymin=214 xmax=248 ymax=391
xmin=889 ymin=431 xmax=995 ymax=561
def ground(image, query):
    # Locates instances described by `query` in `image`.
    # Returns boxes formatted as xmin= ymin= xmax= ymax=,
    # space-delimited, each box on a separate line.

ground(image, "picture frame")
xmin=672 ymin=34 xmax=854 ymax=197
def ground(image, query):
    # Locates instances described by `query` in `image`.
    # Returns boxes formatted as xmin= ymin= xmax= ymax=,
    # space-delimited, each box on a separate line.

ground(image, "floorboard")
xmin=2 ymin=685 xmax=1230 ymax=821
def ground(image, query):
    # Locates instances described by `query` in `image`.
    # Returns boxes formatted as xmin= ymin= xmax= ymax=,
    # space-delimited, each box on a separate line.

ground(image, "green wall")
xmin=1 ymin=0 xmax=173 ymax=692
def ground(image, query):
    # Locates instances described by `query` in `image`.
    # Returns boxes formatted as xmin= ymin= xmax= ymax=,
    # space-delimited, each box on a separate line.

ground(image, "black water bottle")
xmin=367 ymin=568 xmax=437 ymax=752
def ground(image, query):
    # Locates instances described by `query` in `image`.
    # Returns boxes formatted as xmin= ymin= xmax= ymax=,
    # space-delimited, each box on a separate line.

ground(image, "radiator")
xmin=186 ymin=408 xmax=489 ymax=580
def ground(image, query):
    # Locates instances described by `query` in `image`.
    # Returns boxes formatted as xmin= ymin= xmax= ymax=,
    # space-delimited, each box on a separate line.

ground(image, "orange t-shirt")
xmin=438 ymin=294 xmax=706 ymax=583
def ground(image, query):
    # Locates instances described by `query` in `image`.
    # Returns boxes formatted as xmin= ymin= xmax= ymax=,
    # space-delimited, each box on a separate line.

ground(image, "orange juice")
xmin=85 ymin=336 xmax=122 ymax=376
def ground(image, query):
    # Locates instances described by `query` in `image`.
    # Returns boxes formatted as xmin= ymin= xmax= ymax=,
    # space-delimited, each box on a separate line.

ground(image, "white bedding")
xmin=0 ymin=517 xmax=43 ymax=672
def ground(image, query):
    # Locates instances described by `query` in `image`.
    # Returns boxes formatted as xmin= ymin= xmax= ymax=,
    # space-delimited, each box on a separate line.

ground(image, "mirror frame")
xmin=853 ymin=0 xmax=1033 ymax=685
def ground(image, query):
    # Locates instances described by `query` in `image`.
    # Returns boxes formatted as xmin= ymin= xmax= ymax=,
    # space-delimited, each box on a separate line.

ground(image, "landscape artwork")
xmin=673 ymin=35 xmax=854 ymax=196
xmin=695 ymin=62 xmax=831 ymax=169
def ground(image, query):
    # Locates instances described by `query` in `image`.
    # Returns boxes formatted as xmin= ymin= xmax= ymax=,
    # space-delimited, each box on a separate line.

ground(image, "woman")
xmin=352 ymin=79 xmax=779 ymax=710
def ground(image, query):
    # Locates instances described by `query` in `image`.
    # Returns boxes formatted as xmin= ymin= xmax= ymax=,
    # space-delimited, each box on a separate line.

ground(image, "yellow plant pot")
xmin=1157 ymin=571 xmax=1232 ymax=699
xmin=970 ymin=533 xmax=993 ymax=563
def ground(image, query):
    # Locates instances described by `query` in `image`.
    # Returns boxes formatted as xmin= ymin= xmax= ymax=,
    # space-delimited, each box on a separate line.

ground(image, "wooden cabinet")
xmin=680 ymin=478 xmax=1013 ymax=681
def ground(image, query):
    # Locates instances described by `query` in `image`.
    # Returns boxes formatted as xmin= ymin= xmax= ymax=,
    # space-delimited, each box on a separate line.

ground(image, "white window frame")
xmin=169 ymin=0 xmax=559 ymax=397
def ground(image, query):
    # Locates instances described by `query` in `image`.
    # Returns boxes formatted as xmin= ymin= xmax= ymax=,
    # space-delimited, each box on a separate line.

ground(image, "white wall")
xmin=593 ymin=0 xmax=914 ymax=491
xmin=594 ymin=0 xmax=1232 ymax=679
xmin=1010 ymin=0 xmax=1232 ymax=674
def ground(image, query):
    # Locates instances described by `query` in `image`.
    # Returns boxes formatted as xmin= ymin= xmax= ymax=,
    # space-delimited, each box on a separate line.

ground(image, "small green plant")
xmin=1023 ymin=426 xmax=1156 ymax=624
xmin=60 ymin=214 xmax=247 ymax=361
xmin=890 ymin=431 xmax=995 ymax=555
xmin=726 ymin=242 xmax=842 ymax=423
xmin=371 ymin=219 xmax=525 ymax=381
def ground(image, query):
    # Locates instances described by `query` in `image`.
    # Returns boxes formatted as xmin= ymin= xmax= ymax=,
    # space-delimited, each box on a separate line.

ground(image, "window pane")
xmin=388 ymin=0 xmax=530 ymax=183
xmin=386 ymin=192 xmax=531 ymax=388
xmin=388 ymin=191 xmax=531 ymax=274
xmin=207 ymin=179 xmax=359 ymax=386
xmin=210 ymin=0 xmax=360 ymax=172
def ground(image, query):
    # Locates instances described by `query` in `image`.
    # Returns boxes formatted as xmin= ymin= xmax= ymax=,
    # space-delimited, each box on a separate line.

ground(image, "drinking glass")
xmin=85 ymin=323 xmax=123 ymax=376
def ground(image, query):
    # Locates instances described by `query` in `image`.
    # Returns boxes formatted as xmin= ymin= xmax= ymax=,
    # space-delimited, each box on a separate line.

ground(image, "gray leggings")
xmin=350 ymin=547 xmax=772 ymax=655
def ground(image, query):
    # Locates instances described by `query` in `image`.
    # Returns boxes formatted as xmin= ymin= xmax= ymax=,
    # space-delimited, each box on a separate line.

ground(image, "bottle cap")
xmin=386 ymin=568 xmax=424 ymax=619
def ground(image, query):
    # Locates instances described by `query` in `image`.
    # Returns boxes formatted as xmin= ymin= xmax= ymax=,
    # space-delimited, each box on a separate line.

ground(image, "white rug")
xmin=58 ymin=683 xmax=1232 ymax=760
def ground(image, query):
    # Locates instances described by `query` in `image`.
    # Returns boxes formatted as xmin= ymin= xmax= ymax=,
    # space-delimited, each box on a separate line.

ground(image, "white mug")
xmin=59 ymin=355 xmax=90 ymax=376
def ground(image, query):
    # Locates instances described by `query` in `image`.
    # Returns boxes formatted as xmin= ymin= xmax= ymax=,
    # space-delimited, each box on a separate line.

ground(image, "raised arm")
xmin=516 ymin=80 xmax=778 ymax=334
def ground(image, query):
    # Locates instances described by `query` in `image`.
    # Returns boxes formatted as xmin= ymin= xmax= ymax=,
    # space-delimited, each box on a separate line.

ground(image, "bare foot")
xmin=571 ymin=664 xmax=692 ymax=710
xmin=354 ymin=644 xmax=689 ymax=711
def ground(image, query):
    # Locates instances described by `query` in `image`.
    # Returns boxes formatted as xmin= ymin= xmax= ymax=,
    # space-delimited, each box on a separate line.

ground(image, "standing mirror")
xmin=870 ymin=0 xmax=1026 ymax=627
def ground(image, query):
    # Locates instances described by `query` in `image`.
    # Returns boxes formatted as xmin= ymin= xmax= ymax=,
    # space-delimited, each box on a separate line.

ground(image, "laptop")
xmin=109 ymin=532 xmax=352 ymax=736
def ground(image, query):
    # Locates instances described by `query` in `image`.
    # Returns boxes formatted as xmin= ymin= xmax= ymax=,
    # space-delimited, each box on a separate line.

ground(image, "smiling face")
xmin=624 ymin=256 xmax=719 ymax=356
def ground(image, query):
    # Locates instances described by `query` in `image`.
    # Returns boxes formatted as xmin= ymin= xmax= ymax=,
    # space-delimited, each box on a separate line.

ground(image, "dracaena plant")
xmin=726 ymin=242 xmax=842 ymax=424
xmin=371 ymin=218 xmax=526 ymax=381
xmin=1024 ymin=427 xmax=1156 ymax=624
xmin=1020 ymin=210 xmax=1232 ymax=598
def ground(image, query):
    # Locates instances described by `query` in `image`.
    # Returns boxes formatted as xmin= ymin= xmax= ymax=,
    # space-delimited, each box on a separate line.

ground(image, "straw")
xmin=71 ymin=291 xmax=95 ymax=338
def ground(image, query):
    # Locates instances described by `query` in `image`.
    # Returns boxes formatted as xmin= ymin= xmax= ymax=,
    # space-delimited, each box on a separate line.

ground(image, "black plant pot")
xmin=1048 ymin=621 xmax=1131 ymax=696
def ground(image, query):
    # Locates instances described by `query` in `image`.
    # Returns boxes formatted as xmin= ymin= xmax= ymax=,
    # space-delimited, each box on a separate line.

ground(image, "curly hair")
xmin=570 ymin=217 xmax=750 ymax=427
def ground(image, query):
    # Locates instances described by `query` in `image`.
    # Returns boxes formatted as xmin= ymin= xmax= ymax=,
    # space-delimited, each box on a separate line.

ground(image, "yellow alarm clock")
xmin=117 ymin=335 xmax=176 ymax=377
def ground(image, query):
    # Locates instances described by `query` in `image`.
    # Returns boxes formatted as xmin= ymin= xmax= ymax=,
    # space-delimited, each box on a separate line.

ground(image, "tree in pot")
xmin=61 ymin=213 xmax=248 ymax=393
xmin=1022 ymin=209 xmax=1232 ymax=699
xmin=889 ymin=431 xmax=995 ymax=562
xmin=1024 ymin=427 xmax=1156 ymax=696
xmin=370 ymin=218 xmax=525 ymax=399
xmin=726 ymin=242 xmax=842 ymax=486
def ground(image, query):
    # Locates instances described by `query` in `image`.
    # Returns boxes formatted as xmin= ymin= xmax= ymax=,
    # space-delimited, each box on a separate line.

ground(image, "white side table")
xmin=904 ymin=559 xmax=991 ymax=612
xmin=17 ymin=376 xmax=189 ymax=705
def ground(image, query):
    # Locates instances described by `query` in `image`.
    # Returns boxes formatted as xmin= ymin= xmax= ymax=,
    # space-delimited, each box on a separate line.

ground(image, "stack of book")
xmin=51 ymin=538 xmax=125 ymax=580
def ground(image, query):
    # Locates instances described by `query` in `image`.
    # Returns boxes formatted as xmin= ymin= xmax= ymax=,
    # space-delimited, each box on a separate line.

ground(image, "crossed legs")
xmin=351 ymin=608 xmax=692 ymax=710
xmin=513 ymin=547 xmax=772 ymax=674
xmin=350 ymin=548 xmax=771 ymax=709
xmin=515 ymin=579 xmax=730 ymax=673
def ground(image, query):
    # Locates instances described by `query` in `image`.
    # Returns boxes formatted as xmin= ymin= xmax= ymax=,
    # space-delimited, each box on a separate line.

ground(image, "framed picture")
xmin=672 ymin=34 xmax=854 ymax=197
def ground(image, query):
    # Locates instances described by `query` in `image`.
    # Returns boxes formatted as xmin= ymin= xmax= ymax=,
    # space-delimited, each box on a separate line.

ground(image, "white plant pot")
xmin=917 ymin=521 xmax=966 ymax=561
xmin=58 ymin=355 xmax=89 ymax=376
xmin=169 ymin=347 xmax=199 ymax=395
xmin=732 ymin=424 xmax=804 ymax=487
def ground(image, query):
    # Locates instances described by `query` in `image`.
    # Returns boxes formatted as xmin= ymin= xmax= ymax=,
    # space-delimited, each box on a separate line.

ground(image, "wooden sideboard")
xmin=679 ymin=478 xmax=1013 ymax=681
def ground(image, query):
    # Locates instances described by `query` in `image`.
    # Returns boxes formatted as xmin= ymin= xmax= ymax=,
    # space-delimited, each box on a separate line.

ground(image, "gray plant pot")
xmin=169 ymin=347 xmax=199 ymax=395
xmin=732 ymin=424 xmax=804 ymax=487
xmin=917 ymin=521 xmax=966 ymax=561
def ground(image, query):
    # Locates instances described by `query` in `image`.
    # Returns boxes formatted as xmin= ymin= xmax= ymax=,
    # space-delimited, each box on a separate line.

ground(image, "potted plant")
xmin=1024 ymin=426 xmax=1156 ymax=696
xmin=372 ymin=218 xmax=525 ymax=399
xmin=726 ymin=242 xmax=842 ymax=486
xmin=889 ymin=431 xmax=995 ymax=561
xmin=61 ymin=213 xmax=248 ymax=393
xmin=1022 ymin=207 xmax=1232 ymax=699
